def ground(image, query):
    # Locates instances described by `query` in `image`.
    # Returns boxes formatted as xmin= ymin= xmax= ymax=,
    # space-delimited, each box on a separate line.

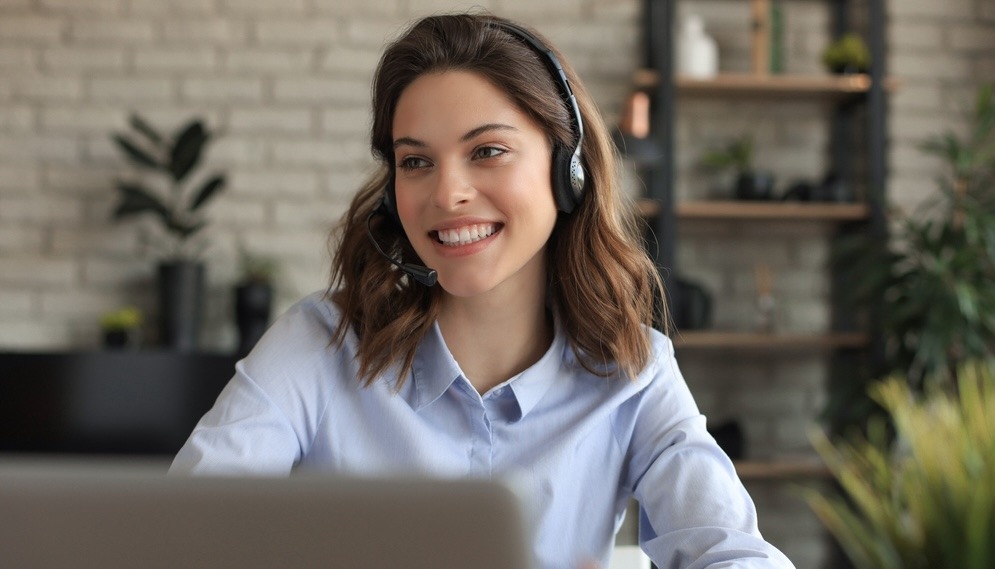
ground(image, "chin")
xmin=436 ymin=272 xmax=499 ymax=299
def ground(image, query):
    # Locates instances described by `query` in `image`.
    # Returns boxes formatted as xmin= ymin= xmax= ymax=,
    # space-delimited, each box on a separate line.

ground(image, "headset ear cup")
xmin=569 ymin=146 xmax=585 ymax=199
xmin=383 ymin=170 xmax=401 ymax=225
xmin=551 ymin=143 xmax=583 ymax=214
xmin=550 ymin=144 xmax=572 ymax=213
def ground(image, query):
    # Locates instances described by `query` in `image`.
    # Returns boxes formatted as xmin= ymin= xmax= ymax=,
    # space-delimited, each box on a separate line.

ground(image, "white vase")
xmin=677 ymin=14 xmax=718 ymax=79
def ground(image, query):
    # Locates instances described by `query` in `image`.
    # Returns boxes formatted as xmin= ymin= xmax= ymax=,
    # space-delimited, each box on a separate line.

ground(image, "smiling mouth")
xmin=432 ymin=223 xmax=501 ymax=247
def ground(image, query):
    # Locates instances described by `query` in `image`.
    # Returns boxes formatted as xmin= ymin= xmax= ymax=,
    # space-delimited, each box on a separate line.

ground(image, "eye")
xmin=473 ymin=146 xmax=506 ymax=160
xmin=397 ymin=156 xmax=431 ymax=170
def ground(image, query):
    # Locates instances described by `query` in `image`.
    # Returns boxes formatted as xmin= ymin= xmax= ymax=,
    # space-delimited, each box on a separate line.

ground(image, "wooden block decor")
xmin=751 ymin=0 xmax=770 ymax=75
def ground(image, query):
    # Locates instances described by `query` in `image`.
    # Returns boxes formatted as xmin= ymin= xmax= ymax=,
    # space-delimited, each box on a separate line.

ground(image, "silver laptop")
xmin=0 ymin=458 xmax=532 ymax=569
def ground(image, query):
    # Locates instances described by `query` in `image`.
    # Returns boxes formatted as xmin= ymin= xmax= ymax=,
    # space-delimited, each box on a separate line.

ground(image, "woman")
xmin=171 ymin=13 xmax=794 ymax=569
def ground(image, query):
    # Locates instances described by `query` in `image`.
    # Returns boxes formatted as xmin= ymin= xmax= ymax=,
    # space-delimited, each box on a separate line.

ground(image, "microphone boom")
xmin=366 ymin=204 xmax=438 ymax=287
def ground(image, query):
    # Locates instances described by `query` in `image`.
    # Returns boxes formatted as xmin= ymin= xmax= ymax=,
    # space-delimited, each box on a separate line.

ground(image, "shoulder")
xmin=260 ymin=290 xmax=345 ymax=347
xmin=620 ymin=325 xmax=678 ymax=393
xmin=240 ymin=290 xmax=356 ymax=385
xmin=643 ymin=325 xmax=677 ymax=377
xmin=561 ymin=325 xmax=677 ymax=395
xmin=279 ymin=289 xmax=343 ymax=331
xmin=559 ymin=326 xmax=683 ymax=418
xmin=610 ymin=327 xmax=695 ymax=424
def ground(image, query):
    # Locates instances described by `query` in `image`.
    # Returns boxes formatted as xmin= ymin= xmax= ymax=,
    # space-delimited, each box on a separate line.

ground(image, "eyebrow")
xmin=392 ymin=123 xmax=519 ymax=151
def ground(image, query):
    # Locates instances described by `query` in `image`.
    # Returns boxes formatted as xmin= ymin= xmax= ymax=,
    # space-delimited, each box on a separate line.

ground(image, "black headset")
xmin=380 ymin=20 xmax=587 ymax=223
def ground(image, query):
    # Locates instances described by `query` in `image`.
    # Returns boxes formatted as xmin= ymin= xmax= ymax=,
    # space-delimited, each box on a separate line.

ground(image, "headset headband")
xmin=490 ymin=21 xmax=585 ymax=143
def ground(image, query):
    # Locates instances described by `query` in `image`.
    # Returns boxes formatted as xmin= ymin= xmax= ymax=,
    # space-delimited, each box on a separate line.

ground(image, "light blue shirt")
xmin=171 ymin=292 xmax=794 ymax=569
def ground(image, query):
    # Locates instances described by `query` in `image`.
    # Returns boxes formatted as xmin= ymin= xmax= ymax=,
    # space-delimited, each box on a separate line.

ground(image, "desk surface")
xmin=0 ymin=351 xmax=237 ymax=456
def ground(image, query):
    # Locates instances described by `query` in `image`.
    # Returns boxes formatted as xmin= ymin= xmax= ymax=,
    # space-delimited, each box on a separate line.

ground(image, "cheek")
xmin=511 ymin=173 xmax=558 ymax=225
xmin=502 ymin=154 xmax=556 ymax=210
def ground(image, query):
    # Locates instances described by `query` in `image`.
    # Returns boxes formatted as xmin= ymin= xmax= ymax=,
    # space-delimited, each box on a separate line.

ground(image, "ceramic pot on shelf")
xmin=677 ymin=14 xmax=718 ymax=79
xmin=158 ymin=260 xmax=205 ymax=352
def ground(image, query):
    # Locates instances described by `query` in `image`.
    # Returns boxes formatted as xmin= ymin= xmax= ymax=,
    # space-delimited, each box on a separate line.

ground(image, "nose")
xmin=430 ymin=163 xmax=474 ymax=211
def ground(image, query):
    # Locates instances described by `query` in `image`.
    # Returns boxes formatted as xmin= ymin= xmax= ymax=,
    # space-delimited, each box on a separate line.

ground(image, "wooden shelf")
xmin=677 ymin=200 xmax=870 ymax=221
xmin=636 ymin=199 xmax=870 ymax=221
xmin=735 ymin=458 xmax=831 ymax=481
xmin=674 ymin=331 xmax=869 ymax=351
xmin=633 ymin=70 xmax=899 ymax=99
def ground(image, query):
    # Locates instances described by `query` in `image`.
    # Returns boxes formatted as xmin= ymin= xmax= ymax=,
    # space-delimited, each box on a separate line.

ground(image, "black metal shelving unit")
xmin=633 ymin=1 xmax=890 ymax=565
xmin=639 ymin=0 xmax=889 ymax=287
xmin=642 ymin=0 xmax=678 ymax=309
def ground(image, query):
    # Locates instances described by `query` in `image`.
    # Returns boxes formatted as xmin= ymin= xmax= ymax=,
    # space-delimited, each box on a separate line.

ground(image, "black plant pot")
xmin=735 ymin=171 xmax=775 ymax=201
xmin=158 ymin=261 xmax=205 ymax=352
xmin=103 ymin=329 xmax=138 ymax=350
xmin=235 ymin=282 xmax=272 ymax=357
xmin=829 ymin=64 xmax=866 ymax=75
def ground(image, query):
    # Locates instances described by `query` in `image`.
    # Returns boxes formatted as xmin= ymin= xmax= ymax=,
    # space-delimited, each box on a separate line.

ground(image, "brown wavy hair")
xmin=328 ymin=12 xmax=667 ymax=387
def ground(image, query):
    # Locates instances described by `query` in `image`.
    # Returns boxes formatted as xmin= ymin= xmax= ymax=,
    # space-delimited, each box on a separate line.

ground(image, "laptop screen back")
xmin=0 ymin=460 xmax=532 ymax=569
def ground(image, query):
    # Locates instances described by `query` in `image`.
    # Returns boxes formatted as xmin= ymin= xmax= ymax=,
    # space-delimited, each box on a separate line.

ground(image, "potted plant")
xmin=234 ymin=250 xmax=278 ymax=356
xmin=828 ymin=85 xmax=995 ymax=433
xmin=806 ymin=360 xmax=995 ymax=569
xmin=110 ymin=113 xmax=226 ymax=352
xmin=701 ymin=135 xmax=774 ymax=200
xmin=100 ymin=306 xmax=143 ymax=349
xmin=822 ymin=33 xmax=871 ymax=75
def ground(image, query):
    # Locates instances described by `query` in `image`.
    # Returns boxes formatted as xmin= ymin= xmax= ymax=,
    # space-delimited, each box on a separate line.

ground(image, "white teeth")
xmin=436 ymin=223 xmax=497 ymax=246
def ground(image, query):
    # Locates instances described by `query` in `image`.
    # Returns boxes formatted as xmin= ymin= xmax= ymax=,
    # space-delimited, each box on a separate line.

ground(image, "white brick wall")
xmin=71 ymin=20 xmax=158 ymax=44
xmin=889 ymin=0 xmax=995 ymax=212
xmin=0 ymin=1 xmax=992 ymax=567
xmin=0 ymin=16 xmax=66 ymax=42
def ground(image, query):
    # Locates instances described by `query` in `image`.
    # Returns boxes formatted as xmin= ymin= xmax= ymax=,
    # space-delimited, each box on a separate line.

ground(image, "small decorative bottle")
xmin=677 ymin=14 xmax=718 ymax=79
xmin=754 ymin=264 xmax=776 ymax=333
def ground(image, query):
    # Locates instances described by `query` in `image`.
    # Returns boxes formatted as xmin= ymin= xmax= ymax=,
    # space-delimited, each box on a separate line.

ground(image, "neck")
xmin=437 ymin=279 xmax=553 ymax=394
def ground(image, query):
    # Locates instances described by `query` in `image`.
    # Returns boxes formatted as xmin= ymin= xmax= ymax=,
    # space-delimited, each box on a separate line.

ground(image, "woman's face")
xmin=391 ymin=70 xmax=558 ymax=300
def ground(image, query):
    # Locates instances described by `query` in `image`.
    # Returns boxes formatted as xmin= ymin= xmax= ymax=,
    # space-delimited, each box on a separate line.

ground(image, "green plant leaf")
xmin=112 ymin=134 xmax=160 ymax=170
xmin=822 ymin=34 xmax=871 ymax=73
xmin=811 ymin=367 xmax=995 ymax=569
xmin=189 ymin=174 xmax=225 ymax=211
xmin=919 ymin=133 xmax=959 ymax=165
xmin=111 ymin=183 xmax=170 ymax=221
xmin=972 ymin=85 xmax=994 ymax=143
xmin=128 ymin=113 xmax=164 ymax=148
xmin=170 ymin=120 xmax=208 ymax=183
xmin=700 ymin=136 xmax=753 ymax=172
xmin=165 ymin=216 xmax=204 ymax=239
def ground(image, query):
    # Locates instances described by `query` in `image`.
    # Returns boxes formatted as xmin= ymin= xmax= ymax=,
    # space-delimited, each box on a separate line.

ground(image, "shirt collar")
xmin=503 ymin=319 xmax=567 ymax=420
xmin=408 ymin=315 xmax=569 ymax=420
xmin=409 ymin=321 xmax=463 ymax=411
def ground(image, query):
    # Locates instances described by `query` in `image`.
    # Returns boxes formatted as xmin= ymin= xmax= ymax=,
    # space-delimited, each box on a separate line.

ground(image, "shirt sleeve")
xmin=169 ymin=293 xmax=340 ymax=476
xmin=625 ymin=339 xmax=796 ymax=569
xmin=168 ymin=363 xmax=301 ymax=476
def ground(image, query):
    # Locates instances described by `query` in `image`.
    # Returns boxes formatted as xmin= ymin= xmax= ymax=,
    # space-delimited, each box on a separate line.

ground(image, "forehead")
xmin=392 ymin=70 xmax=540 ymax=140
